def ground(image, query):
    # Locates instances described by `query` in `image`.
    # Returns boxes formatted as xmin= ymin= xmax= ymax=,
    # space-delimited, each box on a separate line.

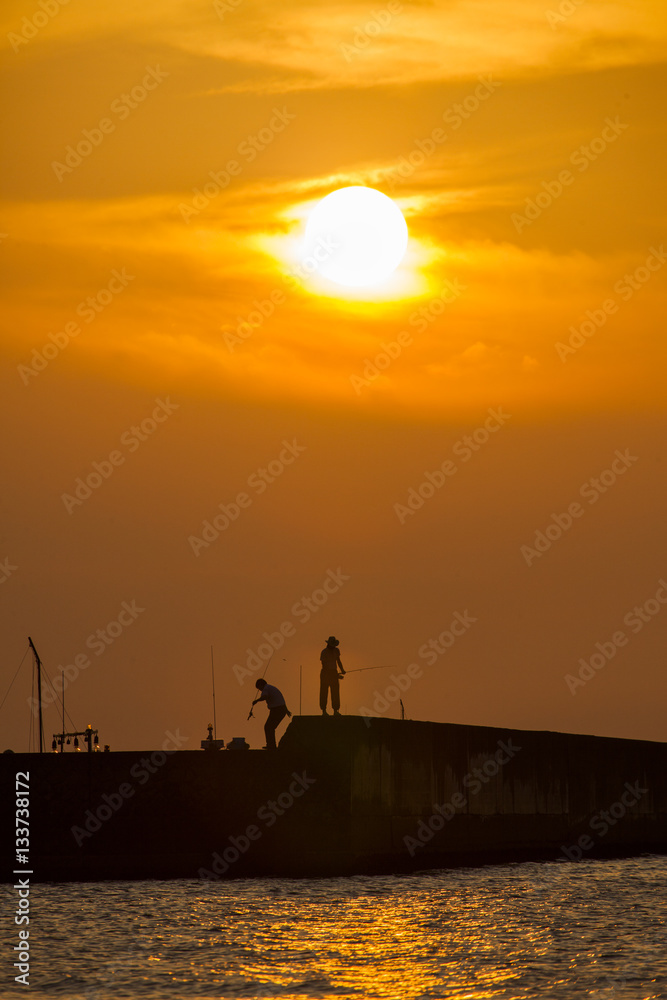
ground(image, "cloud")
xmin=3 ymin=0 xmax=666 ymax=96
xmin=3 ymin=173 xmax=664 ymax=418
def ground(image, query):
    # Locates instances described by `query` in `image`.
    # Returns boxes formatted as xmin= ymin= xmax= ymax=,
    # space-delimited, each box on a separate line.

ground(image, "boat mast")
xmin=27 ymin=636 xmax=44 ymax=754
xmin=210 ymin=645 xmax=217 ymax=740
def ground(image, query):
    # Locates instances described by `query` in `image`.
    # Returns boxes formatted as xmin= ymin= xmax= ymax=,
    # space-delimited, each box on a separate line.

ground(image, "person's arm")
xmin=337 ymin=652 xmax=345 ymax=674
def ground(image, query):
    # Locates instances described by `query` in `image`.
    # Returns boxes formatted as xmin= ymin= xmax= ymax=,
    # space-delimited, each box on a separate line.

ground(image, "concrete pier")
xmin=2 ymin=717 xmax=666 ymax=880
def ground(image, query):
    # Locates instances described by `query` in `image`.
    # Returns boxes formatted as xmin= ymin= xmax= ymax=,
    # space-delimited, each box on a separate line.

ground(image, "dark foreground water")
xmin=2 ymin=856 xmax=666 ymax=999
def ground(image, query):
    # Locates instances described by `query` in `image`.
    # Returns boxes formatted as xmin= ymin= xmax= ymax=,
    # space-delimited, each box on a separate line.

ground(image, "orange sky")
xmin=1 ymin=0 xmax=666 ymax=750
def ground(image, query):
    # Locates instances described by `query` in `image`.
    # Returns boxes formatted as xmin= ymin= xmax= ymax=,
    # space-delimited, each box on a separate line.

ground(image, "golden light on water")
xmin=188 ymin=879 xmax=555 ymax=999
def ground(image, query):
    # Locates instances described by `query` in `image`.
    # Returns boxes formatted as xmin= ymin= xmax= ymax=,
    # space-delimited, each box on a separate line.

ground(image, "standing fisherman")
xmin=320 ymin=636 xmax=346 ymax=716
xmin=251 ymin=679 xmax=291 ymax=749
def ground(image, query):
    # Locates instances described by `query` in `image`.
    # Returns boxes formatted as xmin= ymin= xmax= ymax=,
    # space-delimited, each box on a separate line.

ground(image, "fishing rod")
xmin=341 ymin=664 xmax=397 ymax=676
xmin=246 ymin=652 xmax=280 ymax=720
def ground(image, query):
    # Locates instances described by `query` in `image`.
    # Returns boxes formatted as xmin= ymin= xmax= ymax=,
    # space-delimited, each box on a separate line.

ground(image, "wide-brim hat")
xmin=325 ymin=636 xmax=339 ymax=645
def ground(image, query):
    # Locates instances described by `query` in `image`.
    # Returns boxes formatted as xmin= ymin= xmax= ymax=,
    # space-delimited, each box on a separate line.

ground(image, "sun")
xmin=303 ymin=186 xmax=408 ymax=288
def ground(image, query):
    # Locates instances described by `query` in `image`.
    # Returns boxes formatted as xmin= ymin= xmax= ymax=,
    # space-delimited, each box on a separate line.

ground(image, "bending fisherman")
xmin=251 ymin=679 xmax=291 ymax=749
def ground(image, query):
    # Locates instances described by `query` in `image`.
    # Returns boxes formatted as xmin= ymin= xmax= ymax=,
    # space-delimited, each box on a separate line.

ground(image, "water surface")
xmin=3 ymin=855 xmax=666 ymax=999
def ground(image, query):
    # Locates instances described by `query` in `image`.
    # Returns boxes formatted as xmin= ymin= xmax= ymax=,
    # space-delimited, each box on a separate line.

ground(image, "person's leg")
xmin=275 ymin=705 xmax=288 ymax=736
xmin=331 ymin=677 xmax=340 ymax=712
xmin=265 ymin=706 xmax=288 ymax=748
xmin=319 ymin=672 xmax=330 ymax=713
xmin=265 ymin=708 xmax=279 ymax=749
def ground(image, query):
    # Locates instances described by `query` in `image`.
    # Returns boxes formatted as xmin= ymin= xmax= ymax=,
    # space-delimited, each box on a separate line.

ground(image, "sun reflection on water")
xmin=23 ymin=857 xmax=667 ymax=1000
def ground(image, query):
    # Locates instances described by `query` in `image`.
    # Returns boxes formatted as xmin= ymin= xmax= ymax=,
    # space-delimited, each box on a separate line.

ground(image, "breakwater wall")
xmin=2 ymin=717 xmax=666 ymax=880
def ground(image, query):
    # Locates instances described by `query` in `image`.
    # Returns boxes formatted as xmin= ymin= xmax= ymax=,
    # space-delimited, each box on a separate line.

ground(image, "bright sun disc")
xmin=303 ymin=186 xmax=408 ymax=288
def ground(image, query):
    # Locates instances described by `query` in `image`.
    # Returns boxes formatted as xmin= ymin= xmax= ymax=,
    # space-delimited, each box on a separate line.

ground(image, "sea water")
xmin=2 ymin=855 xmax=666 ymax=999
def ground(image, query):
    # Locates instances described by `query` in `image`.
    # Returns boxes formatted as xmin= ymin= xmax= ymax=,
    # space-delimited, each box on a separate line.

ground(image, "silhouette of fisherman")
xmin=251 ymin=679 xmax=291 ymax=749
xmin=320 ymin=635 xmax=346 ymax=716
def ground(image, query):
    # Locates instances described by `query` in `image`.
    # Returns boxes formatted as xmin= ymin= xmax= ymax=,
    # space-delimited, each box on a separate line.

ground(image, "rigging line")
xmin=40 ymin=661 xmax=79 ymax=733
xmin=29 ymin=658 xmax=35 ymax=753
xmin=0 ymin=647 xmax=30 ymax=713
